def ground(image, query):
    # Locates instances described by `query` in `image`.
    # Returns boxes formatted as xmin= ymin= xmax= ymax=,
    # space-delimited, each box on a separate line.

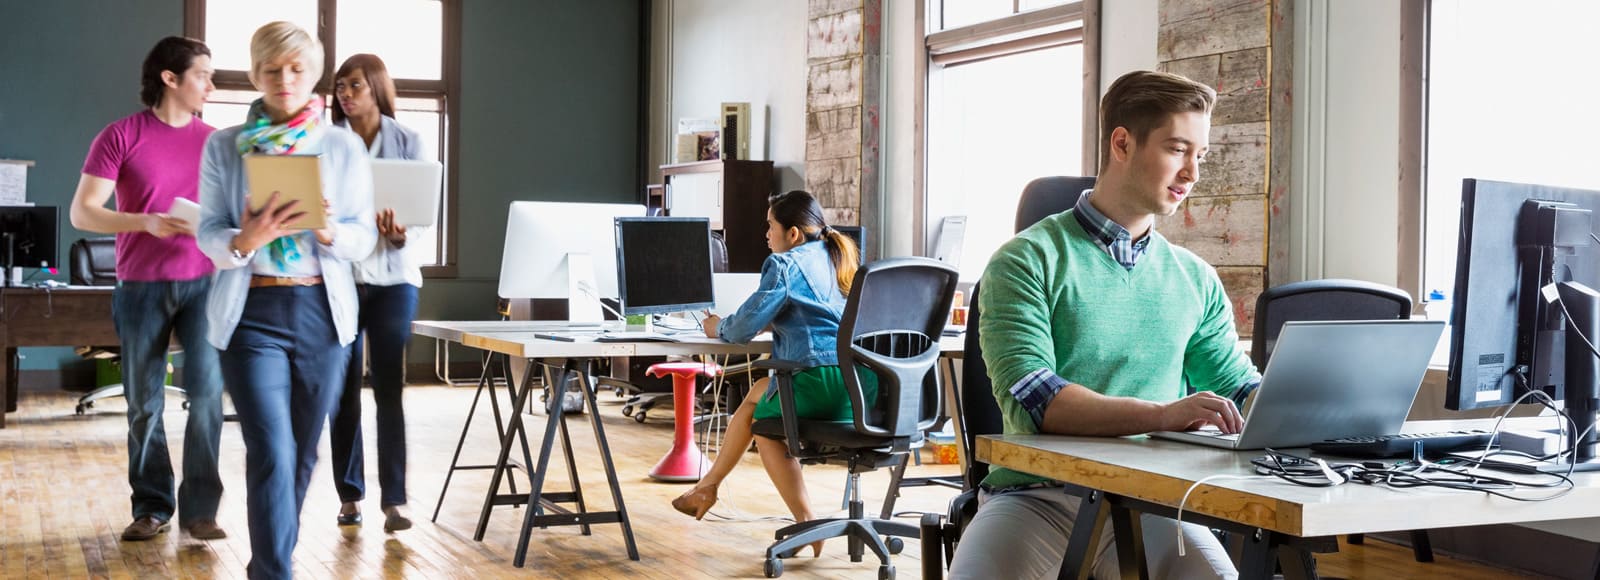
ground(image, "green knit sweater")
xmin=977 ymin=210 xmax=1258 ymax=489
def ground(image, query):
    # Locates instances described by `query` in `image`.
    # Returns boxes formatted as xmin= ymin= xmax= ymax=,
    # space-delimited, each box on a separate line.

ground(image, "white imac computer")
xmin=497 ymin=201 xmax=646 ymax=323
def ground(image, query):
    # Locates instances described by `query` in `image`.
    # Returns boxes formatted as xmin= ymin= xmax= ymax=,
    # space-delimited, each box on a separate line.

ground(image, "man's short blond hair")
xmin=1098 ymin=70 xmax=1216 ymax=172
xmin=248 ymin=21 xmax=323 ymax=87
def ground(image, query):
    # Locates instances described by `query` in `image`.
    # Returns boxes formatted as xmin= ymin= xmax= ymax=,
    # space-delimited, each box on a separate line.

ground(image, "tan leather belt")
xmin=250 ymin=275 xmax=324 ymax=288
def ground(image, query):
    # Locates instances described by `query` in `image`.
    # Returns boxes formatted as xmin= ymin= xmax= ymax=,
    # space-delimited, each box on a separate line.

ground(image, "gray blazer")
xmin=197 ymin=125 xmax=378 ymax=349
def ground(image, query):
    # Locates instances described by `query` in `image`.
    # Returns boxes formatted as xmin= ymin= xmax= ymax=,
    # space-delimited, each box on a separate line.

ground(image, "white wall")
xmin=883 ymin=0 xmax=918 ymax=258
xmin=1100 ymin=0 xmax=1159 ymax=94
xmin=655 ymin=0 xmax=809 ymax=191
xmin=1290 ymin=0 xmax=1402 ymax=286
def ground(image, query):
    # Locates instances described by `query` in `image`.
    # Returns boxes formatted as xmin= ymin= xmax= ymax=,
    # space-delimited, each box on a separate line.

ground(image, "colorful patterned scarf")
xmin=235 ymin=98 xmax=324 ymax=270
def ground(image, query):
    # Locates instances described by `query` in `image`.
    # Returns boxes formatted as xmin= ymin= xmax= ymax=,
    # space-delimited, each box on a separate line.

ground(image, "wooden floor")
xmin=0 ymin=384 xmax=1531 ymax=579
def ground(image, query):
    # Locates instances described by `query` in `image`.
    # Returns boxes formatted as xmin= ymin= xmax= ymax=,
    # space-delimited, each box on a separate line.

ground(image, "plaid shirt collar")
xmin=1071 ymin=189 xmax=1151 ymax=271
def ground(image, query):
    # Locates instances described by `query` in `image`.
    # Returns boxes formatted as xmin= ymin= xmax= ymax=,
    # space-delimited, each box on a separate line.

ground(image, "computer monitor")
xmin=614 ymin=217 xmax=715 ymax=316
xmin=497 ymin=201 xmax=646 ymax=321
xmin=1447 ymin=178 xmax=1600 ymax=470
xmin=0 ymin=206 xmax=58 ymax=270
xmin=834 ymin=225 xmax=866 ymax=264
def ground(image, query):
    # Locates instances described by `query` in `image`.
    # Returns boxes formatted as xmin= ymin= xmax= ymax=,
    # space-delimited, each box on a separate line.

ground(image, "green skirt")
xmin=753 ymin=365 xmax=879 ymax=422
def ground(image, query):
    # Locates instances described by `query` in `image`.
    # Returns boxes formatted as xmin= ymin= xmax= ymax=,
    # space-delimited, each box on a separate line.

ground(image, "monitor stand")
xmin=564 ymin=252 xmax=605 ymax=325
xmin=1537 ymin=281 xmax=1600 ymax=473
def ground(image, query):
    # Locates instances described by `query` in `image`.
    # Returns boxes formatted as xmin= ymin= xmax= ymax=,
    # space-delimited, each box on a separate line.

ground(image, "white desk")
xmin=413 ymin=320 xmax=965 ymax=567
xmin=978 ymin=417 xmax=1600 ymax=579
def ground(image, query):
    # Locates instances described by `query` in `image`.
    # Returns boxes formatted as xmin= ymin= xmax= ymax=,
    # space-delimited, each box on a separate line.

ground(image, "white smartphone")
xmin=168 ymin=197 xmax=201 ymax=234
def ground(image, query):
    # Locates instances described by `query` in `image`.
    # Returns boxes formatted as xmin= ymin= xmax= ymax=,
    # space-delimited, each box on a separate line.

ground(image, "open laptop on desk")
xmin=1150 ymin=319 xmax=1445 ymax=450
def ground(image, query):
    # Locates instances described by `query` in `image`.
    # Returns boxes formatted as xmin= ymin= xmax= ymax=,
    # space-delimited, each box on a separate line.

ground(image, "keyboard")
xmin=1309 ymin=429 xmax=1494 ymax=458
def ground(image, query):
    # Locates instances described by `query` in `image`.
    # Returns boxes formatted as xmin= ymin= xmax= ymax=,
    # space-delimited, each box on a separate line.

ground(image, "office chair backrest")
xmin=958 ymin=282 xmax=1007 ymax=489
xmin=1015 ymin=176 xmax=1097 ymax=234
xmin=69 ymin=237 xmax=116 ymax=286
xmin=710 ymin=230 xmax=730 ymax=273
xmin=838 ymin=257 xmax=960 ymax=442
xmin=1251 ymin=278 xmax=1413 ymax=370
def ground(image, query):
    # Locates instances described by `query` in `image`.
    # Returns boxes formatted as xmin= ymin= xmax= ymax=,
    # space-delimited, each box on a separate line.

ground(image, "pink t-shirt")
xmin=81 ymin=110 xmax=216 ymax=282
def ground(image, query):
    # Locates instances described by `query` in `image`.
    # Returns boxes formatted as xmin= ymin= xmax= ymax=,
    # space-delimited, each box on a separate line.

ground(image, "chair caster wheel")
xmin=764 ymin=557 xmax=783 ymax=578
xmin=182 ymin=401 xmax=190 ymax=410
xmin=75 ymin=404 xmax=86 ymax=415
xmin=878 ymin=564 xmax=895 ymax=580
xmin=634 ymin=412 xmax=647 ymax=423
xmin=885 ymin=536 xmax=904 ymax=555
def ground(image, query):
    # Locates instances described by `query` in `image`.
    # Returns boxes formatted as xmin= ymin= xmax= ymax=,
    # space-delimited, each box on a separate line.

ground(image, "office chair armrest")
xmin=752 ymin=358 xmax=807 ymax=373
xmin=767 ymin=368 xmax=808 ymax=458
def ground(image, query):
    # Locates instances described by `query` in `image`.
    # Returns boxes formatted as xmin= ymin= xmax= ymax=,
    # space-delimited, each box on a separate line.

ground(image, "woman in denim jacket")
xmin=671 ymin=190 xmax=867 ymax=557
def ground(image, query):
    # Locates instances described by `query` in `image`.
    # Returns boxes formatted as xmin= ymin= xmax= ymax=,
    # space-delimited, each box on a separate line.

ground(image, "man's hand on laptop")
xmin=1157 ymin=392 xmax=1244 ymax=434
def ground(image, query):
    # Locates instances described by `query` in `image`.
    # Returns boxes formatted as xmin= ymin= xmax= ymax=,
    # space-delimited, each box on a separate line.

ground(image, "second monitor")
xmin=614 ymin=217 xmax=715 ymax=316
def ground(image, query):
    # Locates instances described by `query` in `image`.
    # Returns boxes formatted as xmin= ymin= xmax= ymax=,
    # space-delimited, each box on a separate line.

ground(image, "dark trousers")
xmin=114 ymin=278 xmax=224 ymax=525
xmin=329 ymin=282 xmax=418 ymax=507
xmin=221 ymin=286 xmax=349 ymax=580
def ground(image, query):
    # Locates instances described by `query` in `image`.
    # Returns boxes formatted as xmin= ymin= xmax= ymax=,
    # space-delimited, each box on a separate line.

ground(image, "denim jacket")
xmin=718 ymin=240 xmax=845 ymax=368
xmin=197 ymin=125 xmax=377 ymax=350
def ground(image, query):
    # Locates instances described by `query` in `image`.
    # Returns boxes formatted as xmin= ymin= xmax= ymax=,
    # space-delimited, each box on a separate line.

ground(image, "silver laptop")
xmin=1150 ymin=319 xmax=1445 ymax=450
xmin=371 ymin=158 xmax=443 ymax=227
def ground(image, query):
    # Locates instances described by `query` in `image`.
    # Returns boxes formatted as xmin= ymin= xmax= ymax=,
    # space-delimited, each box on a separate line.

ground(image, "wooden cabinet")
xmin=659 ymin=160 xmax=774 ymax=273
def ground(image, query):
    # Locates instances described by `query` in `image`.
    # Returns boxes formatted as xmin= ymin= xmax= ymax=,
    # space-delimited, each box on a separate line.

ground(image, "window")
xmin=1423 ymin=0 xmax=1600 ymax=298
xmin=932 ymin=0 xmax=1074 ymax=32
xmin=924 ymin=1 xmax=1088 ymax=282
xmin=185 ymin=0 xmax=460 ymax=275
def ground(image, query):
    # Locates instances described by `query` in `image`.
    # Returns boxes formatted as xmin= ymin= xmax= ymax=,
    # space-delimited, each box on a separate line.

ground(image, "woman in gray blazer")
xmin=196 ymin=21 xmax=376 ymax=579
xmin=327 ymin=53 xmax=426 ymax=532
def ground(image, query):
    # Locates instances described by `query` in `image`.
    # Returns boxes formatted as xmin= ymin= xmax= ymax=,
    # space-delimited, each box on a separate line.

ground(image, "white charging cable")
xmin=1174 ymin=475 xmax=1264 ymax=557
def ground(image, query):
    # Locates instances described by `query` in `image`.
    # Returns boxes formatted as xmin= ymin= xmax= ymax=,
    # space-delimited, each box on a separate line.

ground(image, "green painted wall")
xmin=0 ymin=0 xmax=643 ymax=372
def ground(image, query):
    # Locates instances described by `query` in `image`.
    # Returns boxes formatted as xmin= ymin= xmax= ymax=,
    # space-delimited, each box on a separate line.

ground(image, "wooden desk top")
xmin=978 ymin=418 xmax=1600 ymax=538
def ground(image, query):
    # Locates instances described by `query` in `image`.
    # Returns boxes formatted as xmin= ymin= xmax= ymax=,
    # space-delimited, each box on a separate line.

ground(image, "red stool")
xmin=645 ymin=361 xmax=720 ymax=482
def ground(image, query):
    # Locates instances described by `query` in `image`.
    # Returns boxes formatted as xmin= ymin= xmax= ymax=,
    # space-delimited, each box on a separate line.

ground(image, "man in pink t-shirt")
xmin=71 ymin=36 xmax=226 ymax=543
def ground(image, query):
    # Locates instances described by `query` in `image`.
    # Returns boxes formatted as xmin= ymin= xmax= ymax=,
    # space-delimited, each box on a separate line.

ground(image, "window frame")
xmin=182 ymin=0 xmax=463 ymax=278
xmin=913 ymin=0 xmax=1100 ymax=256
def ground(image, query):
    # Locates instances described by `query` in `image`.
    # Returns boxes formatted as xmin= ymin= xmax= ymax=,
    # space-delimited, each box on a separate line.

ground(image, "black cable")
xmin=1254 ymin=448 xmax=1575 ymax=502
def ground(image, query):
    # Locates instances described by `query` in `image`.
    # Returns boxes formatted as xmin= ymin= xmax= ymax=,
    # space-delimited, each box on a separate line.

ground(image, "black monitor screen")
xmin=0 ymin=206 xmax=58 ymax=270
xmin=615 ymin=217 xmax=715 ymax=316
xmin=834 ymin=225 xmax=866 ymax=264
xmin=1447 ymin=179 xmax=1600 ymax=410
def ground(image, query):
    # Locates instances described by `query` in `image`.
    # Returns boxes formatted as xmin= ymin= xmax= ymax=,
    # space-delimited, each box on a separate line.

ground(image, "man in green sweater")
xmin=947 ymin=70 xmax=1261 ymax=579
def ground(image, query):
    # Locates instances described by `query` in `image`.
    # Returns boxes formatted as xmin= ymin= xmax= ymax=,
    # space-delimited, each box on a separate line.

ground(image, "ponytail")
xmin=821 ymin=226 xmax=860 ymax=295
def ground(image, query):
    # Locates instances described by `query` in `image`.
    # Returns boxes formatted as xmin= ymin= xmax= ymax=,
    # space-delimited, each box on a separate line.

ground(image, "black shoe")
xmin=337 ymin=511 xmax=362 ymax=526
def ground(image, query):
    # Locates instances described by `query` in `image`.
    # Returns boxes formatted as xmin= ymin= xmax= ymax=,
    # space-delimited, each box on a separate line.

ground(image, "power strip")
xmin=1498 ymin=428 xmax=1565 ymax=456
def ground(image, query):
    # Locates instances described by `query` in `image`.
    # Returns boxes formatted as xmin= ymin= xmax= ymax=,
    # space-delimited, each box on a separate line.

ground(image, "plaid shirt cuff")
xmin=1231 ymin=378 xmax=1261 ymax=407
xmin=1008 ymin=368 xmax=1070 ymax=429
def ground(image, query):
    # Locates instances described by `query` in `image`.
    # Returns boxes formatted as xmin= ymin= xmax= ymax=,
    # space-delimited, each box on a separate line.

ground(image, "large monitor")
xmin=497 ymin=201 xmax=646 ymax=320
xmin=614 ymin=217 xmax=715 ymax=316
xmin=1447 ymin=178 xmax=1600 ymax=470
xmin=834 ymin=225 xmax=866 ymax=264
xmin=0 ymin=206 xmax=58 ymax=270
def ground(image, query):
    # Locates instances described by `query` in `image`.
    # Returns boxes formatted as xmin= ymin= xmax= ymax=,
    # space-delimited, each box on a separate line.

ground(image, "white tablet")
xmin=167 ymin=197 xmax=200 ymax=234
xmin=371 ymin=158 xmax=443 ymax=227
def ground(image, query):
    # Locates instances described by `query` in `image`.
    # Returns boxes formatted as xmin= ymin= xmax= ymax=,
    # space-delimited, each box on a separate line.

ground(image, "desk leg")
xmin=1058 ymin=490 xmax=1109 ymax=580
xmin=577 ymin=364 xmax=638 ymax=559
xmin=474 ymin=358 xmax=540 ymax=542
xmin=3 ymin=346 xmax=16 ymax=421
xmin=1238 ymin=529 xmax=1279 ymax=580
xmin=1109 ymin=503 xmax=1149 ymax=580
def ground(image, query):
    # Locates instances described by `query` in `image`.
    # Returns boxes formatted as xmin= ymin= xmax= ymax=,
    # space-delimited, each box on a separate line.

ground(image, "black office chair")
xmin=750 ymin=257 xmax=959 ymax=579
xmin=1015 ymin=175 xmax=1097 ymax=234
xmin=69 ymin=238 xmax=188 ymax=415
xmin=1253 ymin=278 xmax=1436 ymax=563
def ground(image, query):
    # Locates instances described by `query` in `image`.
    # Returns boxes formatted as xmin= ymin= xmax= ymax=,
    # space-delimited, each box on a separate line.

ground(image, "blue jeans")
xmin=221 ymin=286 xmax=349 ymax=580
xmin=113 ymin=278 xmax=224 ymax=526
xmin=330 ymin=283 xmax=418 ymax=507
